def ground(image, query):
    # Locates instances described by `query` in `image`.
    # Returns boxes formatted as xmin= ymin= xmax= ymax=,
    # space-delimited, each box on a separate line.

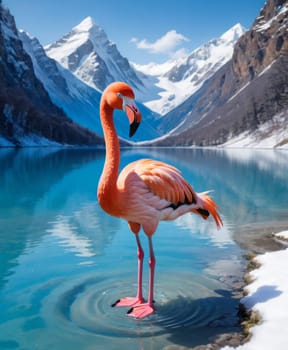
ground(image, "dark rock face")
xmin=155 ymin=0 xmax=288 ymax=147
xmin=232 ymin=0 xmax=288 ymax=82
xmin=0 ymin=6 xmax=102 ymax=146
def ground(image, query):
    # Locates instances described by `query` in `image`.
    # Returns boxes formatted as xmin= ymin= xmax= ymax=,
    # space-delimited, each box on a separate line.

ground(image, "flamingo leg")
xmin=112 ymin=234 xmax=145 ymax=307
xmin=127 ymin=236 xmax=156 ymax=318
xmin=136 ymin=234 xmax=145 ymax=302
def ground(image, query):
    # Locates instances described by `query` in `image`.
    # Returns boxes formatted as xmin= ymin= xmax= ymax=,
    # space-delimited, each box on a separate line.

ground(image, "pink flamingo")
xmin=97 ymin=82 xmax=223 ymax=319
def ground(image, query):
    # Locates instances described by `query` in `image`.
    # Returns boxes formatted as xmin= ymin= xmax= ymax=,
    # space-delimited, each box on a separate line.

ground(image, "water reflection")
xmin=47 ymin=214 xmax=95 ymax=258
xmin=0 ymin=147 xmax=287 ymax=350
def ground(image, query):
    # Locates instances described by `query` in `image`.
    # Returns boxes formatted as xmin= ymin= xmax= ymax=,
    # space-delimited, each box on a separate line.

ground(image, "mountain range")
xmin=0 ymin=0 xmax=288 ymax=148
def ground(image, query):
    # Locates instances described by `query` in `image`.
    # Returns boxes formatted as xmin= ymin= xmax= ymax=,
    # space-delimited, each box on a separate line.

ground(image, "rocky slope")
xmin=153 ymin=0 xmax=288 ymax=148
xmin=0 ymin=5 xmax=102 ymax=147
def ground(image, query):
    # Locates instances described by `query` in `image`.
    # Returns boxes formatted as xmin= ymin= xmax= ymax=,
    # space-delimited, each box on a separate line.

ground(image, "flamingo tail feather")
xmin=195 ymin=191 xmax=223 ymax=229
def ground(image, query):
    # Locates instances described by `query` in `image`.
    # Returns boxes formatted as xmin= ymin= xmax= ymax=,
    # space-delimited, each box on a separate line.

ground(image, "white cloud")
xmin=130 ymin=30 xmax=189 ymax=55
xmin=170 ymin=47 xmax=190 ymax=59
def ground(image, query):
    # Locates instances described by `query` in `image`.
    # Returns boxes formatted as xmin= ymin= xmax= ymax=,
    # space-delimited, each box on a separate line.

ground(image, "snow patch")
xmin=228 ymin=82 xmax=250 ymax=103
xmin=255 ymin=4 xmax=288 ymax=32
xmin=275 ymin=231 xmax=288 ymax=240
xmin=223 ymin=112 xmax=288 ymax=149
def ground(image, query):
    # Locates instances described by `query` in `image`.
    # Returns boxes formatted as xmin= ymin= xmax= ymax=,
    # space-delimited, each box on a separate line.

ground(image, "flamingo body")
xmin=97 ymin=82 xmax=223 ymax=319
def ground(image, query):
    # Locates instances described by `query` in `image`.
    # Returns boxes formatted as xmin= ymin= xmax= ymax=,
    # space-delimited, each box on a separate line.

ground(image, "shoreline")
xmin=189 ymin=224 xmax=288 ymax=350
xmin=232 ymin=220 xmax=288 ymax=254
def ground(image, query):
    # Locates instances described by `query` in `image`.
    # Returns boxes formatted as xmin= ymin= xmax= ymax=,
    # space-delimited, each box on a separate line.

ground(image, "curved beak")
xmin=123 ymin=97 xmax=142 ymax=137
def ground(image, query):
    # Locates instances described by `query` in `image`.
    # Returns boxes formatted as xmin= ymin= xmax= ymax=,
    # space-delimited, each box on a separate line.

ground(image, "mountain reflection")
xmin=0 ymin=148 xmax=113 ymax=288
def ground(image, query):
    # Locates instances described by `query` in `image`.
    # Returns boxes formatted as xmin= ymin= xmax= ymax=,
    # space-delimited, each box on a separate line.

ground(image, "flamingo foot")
xmin=111 ymin=297 xmax=145 ymax=308
xmin=127 ymin=303 xmax=156 ymax=319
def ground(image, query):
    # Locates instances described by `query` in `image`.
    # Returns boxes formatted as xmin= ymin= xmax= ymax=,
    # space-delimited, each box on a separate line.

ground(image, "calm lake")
xmin=0 ymin=147 xmax=287 ymax=350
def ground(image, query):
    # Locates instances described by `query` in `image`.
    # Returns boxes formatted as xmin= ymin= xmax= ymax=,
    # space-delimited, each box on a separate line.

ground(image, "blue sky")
xmin=4 ymin=0 xmax=265 ymax=64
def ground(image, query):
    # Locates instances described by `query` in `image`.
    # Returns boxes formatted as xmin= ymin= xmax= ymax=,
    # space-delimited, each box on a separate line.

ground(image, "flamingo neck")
xmin=98 ymin=103 xmax=120 ymax=211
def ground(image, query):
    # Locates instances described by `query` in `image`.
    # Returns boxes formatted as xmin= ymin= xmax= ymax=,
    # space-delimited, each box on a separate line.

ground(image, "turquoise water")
xmin=0 ymin=148 xmax=287 ymax=350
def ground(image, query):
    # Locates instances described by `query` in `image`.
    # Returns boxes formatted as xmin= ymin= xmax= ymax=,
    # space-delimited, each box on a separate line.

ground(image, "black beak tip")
xmin=129 ymin=121 xmax=140 ymax=138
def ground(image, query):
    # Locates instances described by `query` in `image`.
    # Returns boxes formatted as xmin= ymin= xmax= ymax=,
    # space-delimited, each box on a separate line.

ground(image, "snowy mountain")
xmin=20 ymin=30 xmax=160 ymax=142
xmin=151 ymin=0 xmax=288 ymax=149
xmin=45 ymin=17 xmax=146 ymax=95
xmin=0 ymin=5 xmax=101 ymax=147
xmin=133 ymin=24 xmax=245 ymax=115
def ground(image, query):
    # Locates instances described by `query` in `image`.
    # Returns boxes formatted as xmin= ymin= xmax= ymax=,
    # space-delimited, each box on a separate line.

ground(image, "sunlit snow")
xmin=221 ymin=231 xmax=288 ymax=350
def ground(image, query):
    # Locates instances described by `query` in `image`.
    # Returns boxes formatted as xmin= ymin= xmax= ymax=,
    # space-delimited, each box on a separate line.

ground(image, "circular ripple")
xmin=42 ymin=271 xmax=226 ymax=339
xmin=52 ymin=274 xmax=164 ymax=338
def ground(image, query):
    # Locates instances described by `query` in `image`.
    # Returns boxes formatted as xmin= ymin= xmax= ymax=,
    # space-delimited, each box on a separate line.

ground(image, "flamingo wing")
xmin=118 ymin=159 xmax=197 ymax=206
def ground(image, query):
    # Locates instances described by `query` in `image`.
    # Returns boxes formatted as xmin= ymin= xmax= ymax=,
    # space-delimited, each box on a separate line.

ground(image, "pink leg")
xmin=112 ymin=234 xmax=145 ymax=307
xmin=127 ymin=236 xmax=156 ymax=318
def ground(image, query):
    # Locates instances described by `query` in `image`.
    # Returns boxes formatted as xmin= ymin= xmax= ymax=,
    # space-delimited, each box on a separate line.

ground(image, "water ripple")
xmin=41 ymin=271 xmax=226 ymax=339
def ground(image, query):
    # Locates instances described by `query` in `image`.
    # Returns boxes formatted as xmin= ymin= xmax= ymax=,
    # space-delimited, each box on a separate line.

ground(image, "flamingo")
xmin=97 ymin=82 xmax=223 ymax=319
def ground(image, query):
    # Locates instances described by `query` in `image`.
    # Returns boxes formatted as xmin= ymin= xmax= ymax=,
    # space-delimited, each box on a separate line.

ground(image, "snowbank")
xmin=221 ymin=230 xmax=288 ymax=350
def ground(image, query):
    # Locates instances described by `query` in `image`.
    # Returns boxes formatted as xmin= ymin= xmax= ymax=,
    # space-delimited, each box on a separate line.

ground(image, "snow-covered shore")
xmin=221 ymin=230 xmax=288 ymax=350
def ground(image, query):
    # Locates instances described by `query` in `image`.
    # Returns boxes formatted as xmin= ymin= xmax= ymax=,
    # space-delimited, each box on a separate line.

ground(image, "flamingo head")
xmin=102 ymin=82 xmax=142 ymax=137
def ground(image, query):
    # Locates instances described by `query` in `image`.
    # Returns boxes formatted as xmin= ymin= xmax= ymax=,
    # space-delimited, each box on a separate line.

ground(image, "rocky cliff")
xmin=233 ymin=0 xmax=288 ymax=82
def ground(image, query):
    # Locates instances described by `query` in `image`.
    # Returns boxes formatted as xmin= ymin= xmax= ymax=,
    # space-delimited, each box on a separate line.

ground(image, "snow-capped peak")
xmin=220 ymin=23 xmax=246 ymax=43
xmin=74 ymin=16 xmax=95 ymax=32
xmin=45 ymin=16 xmax=109 ymax=70
xmin=71 ymin=16 xmax=108 ymax=45
xmin=45 ymin=16 xmax=144 ymax=93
